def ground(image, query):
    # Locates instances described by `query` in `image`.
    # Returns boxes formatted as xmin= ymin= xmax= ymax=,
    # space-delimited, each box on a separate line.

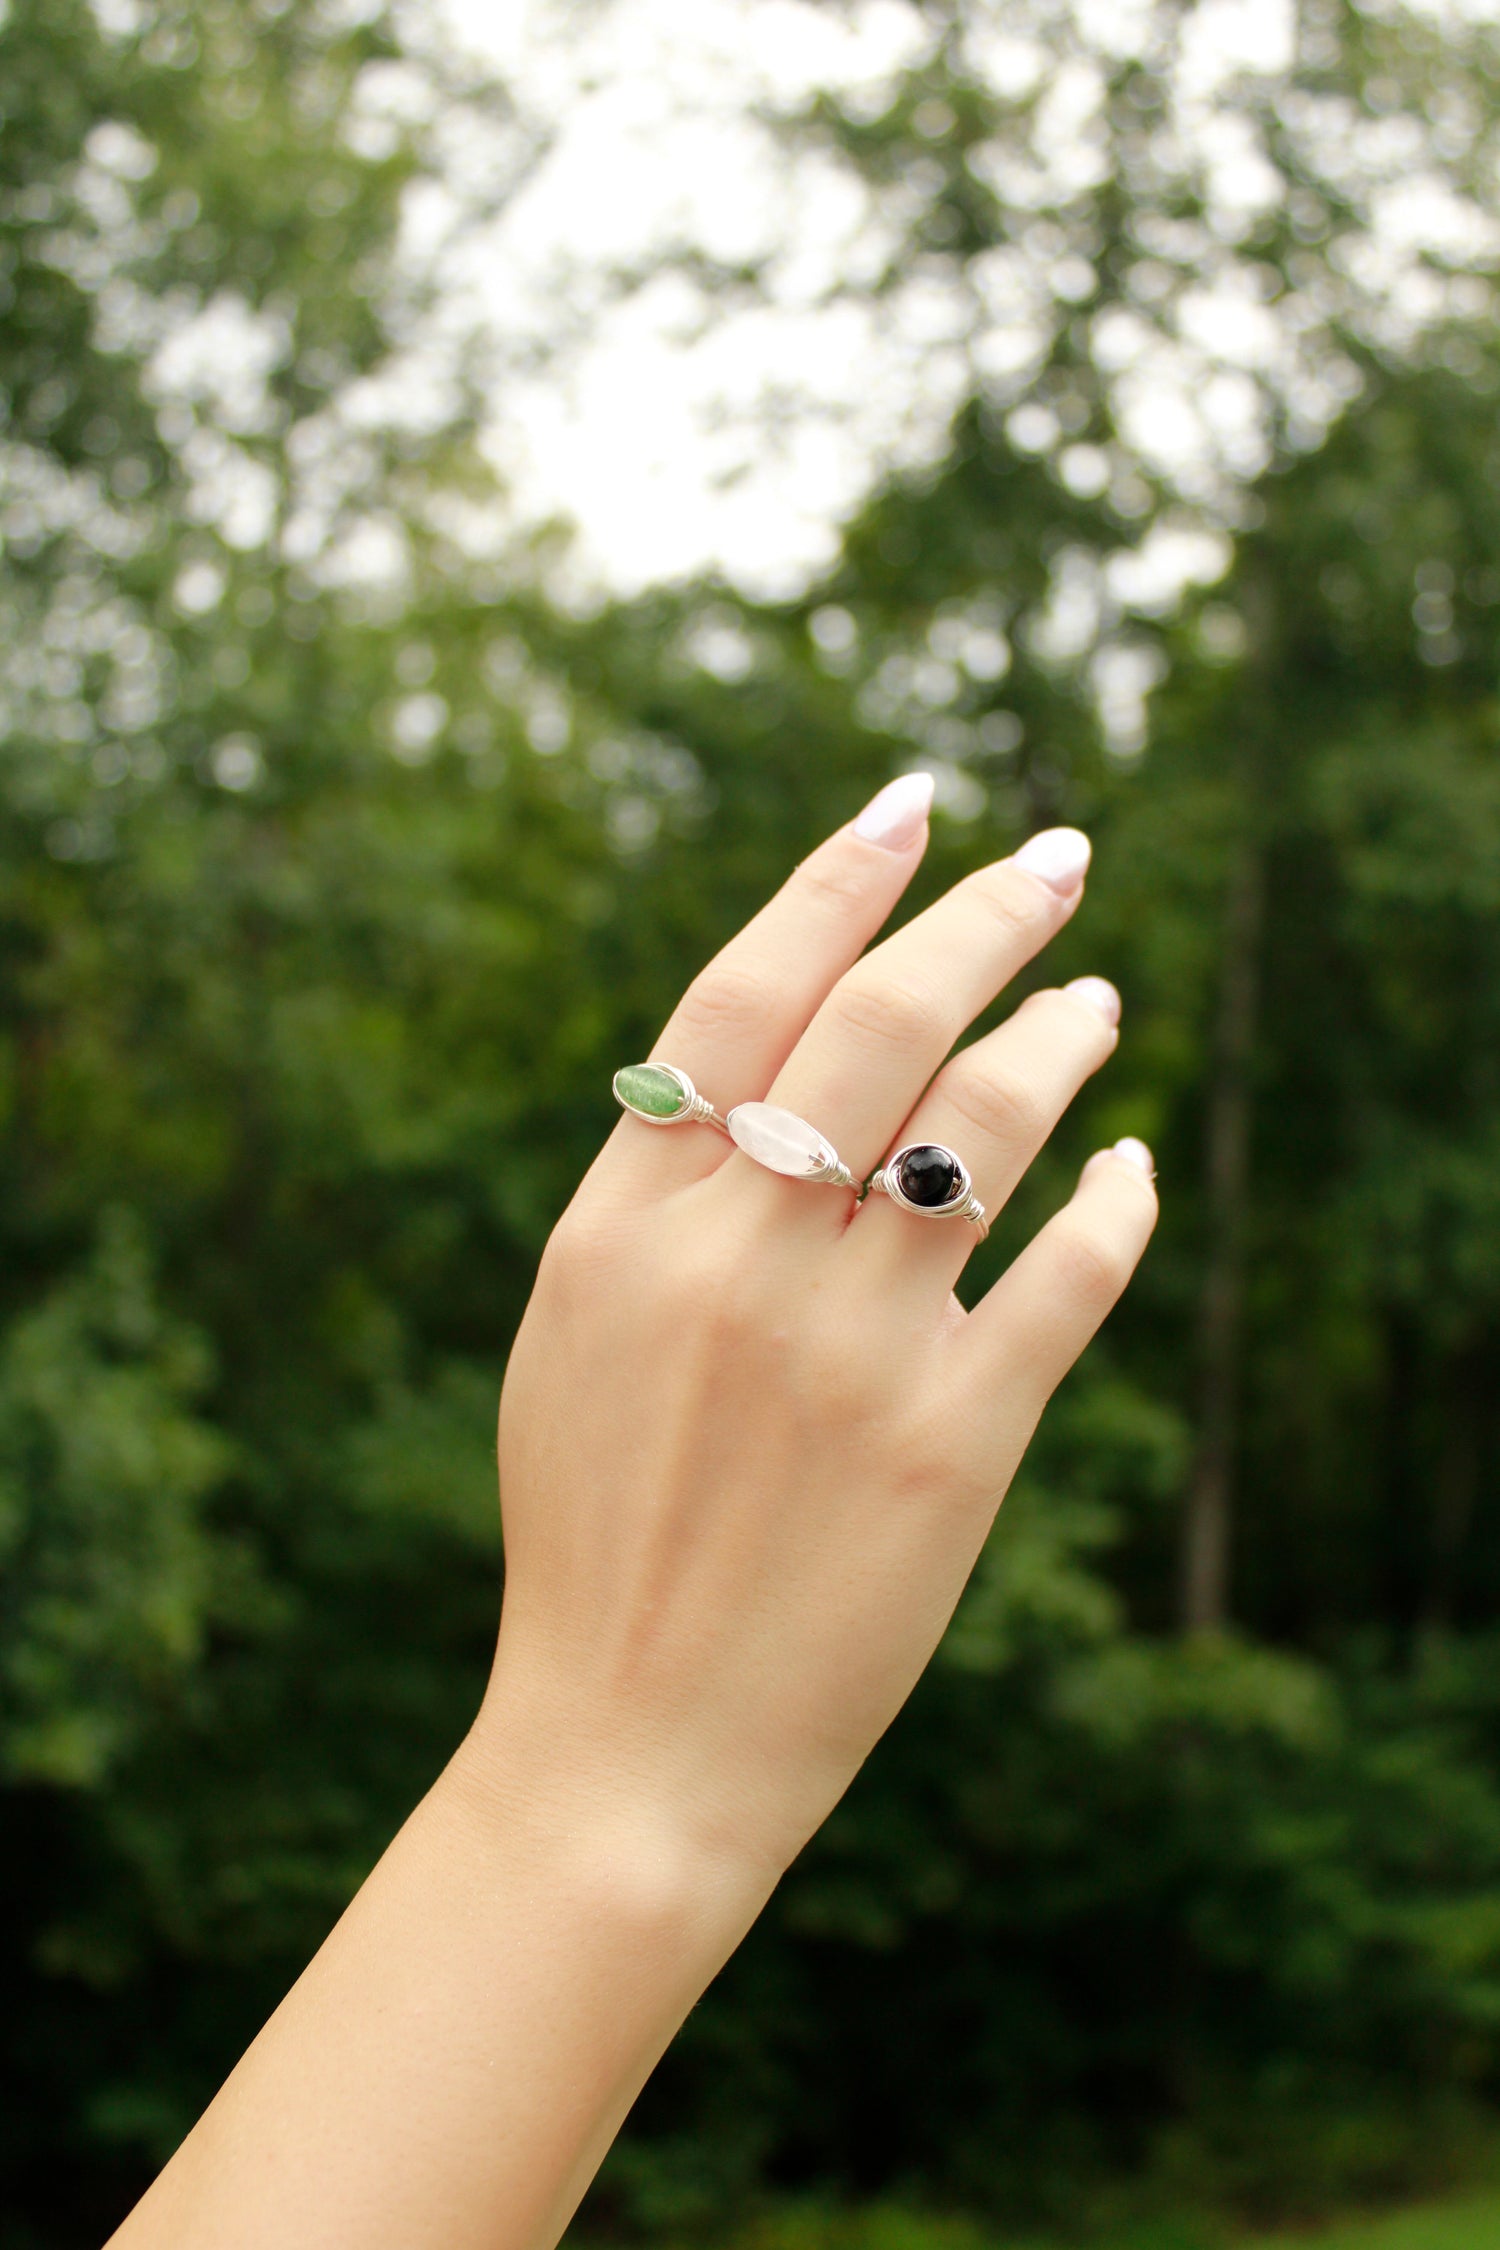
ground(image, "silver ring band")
xmin=613 ymin=1063 xmax=731 ymax=1136
xmin=866 ymin=1143 xmax=989 ymax=1241
xmin=726 ymin=1101 xmax=859 ymax=1191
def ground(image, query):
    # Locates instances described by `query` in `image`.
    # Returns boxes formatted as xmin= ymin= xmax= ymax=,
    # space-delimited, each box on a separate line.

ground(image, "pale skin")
xmin=111 ymin=772 xmax=1158 ymax=2250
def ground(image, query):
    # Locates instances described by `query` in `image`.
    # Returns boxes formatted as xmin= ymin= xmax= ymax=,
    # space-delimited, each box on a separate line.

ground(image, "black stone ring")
xmin=864 ymin=1143 xmax=988 ymax=1242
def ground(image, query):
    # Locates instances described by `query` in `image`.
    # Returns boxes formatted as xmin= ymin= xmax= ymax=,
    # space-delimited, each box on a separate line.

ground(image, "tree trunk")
xmin=1180 ymin=837 xmax=1264 ymax=1635
xmin=1423 ymin=1347 xmax=1483 ymax=1634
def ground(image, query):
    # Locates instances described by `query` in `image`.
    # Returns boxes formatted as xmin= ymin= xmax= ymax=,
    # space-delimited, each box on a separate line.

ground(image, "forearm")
xmin=110 ymin=1696 xmax=772 ymax=2250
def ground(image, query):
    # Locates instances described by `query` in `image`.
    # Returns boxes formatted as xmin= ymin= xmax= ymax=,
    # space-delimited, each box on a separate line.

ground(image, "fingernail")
xmin=1064 ymin=975 xmax=1121 ymax=1027
xmin=853 ymin=771 xmax=935 ymax=850
xmin=1013 ymin=826 xmax=1091 ymax=895
xmin=1113 ymin=1136 xmax=1155 ymax=1177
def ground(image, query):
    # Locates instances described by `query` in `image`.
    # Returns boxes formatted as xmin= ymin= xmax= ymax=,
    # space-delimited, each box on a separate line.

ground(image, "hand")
xmin=484 ymin=776 xmax=1157 ymax=1889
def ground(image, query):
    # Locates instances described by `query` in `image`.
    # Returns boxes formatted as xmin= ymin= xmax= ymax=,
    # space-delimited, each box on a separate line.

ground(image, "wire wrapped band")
xmin=613 ymin=1063 xmax=731 ymax=1136
xmin=866 ymin=1144 xmax=989 ymax=1241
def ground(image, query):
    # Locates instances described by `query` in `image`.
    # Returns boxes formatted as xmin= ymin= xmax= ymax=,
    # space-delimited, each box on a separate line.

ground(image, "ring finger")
xmin=759 ymin=827 xmax=1095 ymax=1207
xmin=852 ymin=976 xmax=1123 ymax=1279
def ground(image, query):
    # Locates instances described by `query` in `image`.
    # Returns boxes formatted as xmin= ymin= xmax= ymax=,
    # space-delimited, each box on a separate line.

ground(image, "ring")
xmin=726 ymin=1101 xmax=859 ymax=1191
xmin=613 ymin=1062 xmax=730 ymax=1136
xmin=865 ymin=1143 xmax=988 ymax=1240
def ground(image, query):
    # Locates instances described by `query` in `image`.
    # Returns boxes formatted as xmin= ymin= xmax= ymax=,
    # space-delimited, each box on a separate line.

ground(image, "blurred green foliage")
xmin=643 ymin=2187 xmax=1500 ymax=2250
xmin=9 ymin=2 xmax=1500 ymax=2245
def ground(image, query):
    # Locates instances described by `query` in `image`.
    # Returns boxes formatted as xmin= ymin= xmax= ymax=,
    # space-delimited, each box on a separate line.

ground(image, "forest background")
xmin=8 ymin=0 xmax=1500 ymax=2244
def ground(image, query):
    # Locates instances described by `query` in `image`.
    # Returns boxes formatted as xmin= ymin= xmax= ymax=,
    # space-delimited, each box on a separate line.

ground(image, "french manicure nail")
xmin=1064 ymin=975 xmax=1122 ymax=1027
xmin=1113 ymin=1136 xmax=1155 ymax=1177
xmin=1013 ymin=826 xmax=1092 ymax=895
xmin=853 ymin=771 xmax=936 ymax=851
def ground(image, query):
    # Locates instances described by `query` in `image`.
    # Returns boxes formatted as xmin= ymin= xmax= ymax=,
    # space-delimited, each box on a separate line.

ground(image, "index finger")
xmin=607 ymin=773 xmax=938 ymax=1183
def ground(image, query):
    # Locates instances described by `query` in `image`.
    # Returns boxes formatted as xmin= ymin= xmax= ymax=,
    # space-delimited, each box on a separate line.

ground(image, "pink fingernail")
xmin=853 ymin=771 xmax=935 ymax=851
xmin=1013 ymin=826 xmax=1091 ymax=895
xmin=1064 ymin=975 xmax=1121 ymax=1027
xmin=1113 ymin=1136 xmax=1155 ymax=1176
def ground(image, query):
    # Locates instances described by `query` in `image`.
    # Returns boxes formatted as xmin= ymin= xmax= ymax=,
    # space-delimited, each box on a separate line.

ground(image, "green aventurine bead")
xmin=614 ymin=1063 xmax=688 ymax=1119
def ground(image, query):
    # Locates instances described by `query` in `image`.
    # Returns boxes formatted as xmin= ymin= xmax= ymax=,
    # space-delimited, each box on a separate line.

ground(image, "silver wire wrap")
xmin=680 ymin=1089 xmax=733 ymax=1136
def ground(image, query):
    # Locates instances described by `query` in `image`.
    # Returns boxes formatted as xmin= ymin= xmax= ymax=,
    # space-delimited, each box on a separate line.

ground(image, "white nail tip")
xmin=727 ymin=1102 xmax=838 ymax=1179
xmin=1064 ymin=976 xmax=1122 ymax=1026
xmin=852 ymin=771 xmax=935 ymax=849
xmin=1012 ymin=827 xmax=1092 ymax=893
xmin=1112 ymin=1136 xmax=1155 ymax=1177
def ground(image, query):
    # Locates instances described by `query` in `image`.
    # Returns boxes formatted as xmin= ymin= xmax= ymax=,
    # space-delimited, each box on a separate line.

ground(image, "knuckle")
xmin=539 ymin=1200 xmax=624 ymax=1294
xmin=943 ymin=1058 xmax=1049 ymax=1147
xmin=828 ymin=969 xmax=946 ymax=1054
xmin=961 ymin=863 xmax=1045 ymax=941
xmin=675 ymin=959 xmax=775 ymax=1042
xmin=1052 ymin=1219 xmax=1131 ymax=1310
xmin=691 ymin=1279 xmax=759 ymax=1357
xmin=878 ymin=1399 xmax=983 ymax=1511
xmin=674 ymin=1218 xmax=763 ymax=1329
xmin=796 ymin=846 xmax=876 ymax=917
xmin=893 ymin=1436 xmax=972 ymax=1510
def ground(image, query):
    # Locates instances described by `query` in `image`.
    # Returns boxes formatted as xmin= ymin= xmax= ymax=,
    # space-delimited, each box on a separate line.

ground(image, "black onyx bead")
xmin=894 ymin=1144 xmax=961 ymax=1209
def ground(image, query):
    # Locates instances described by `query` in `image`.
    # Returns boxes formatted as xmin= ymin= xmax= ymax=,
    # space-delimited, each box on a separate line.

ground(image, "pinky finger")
xmin=957 ymin=1139 xmax=1158 ymax=1418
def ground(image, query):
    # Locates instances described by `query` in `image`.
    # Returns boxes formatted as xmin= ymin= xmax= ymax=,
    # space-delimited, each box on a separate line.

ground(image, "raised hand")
xmin=491 ymin=773 xmax=1157 ymax=1882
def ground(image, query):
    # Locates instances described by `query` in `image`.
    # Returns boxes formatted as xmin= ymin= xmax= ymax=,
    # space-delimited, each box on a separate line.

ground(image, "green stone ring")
xmin=613 ymin=1062 xmax=731 ymax=1136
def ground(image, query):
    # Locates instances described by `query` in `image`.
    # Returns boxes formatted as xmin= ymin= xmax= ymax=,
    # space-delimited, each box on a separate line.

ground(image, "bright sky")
xmin=374 ymin=0 xmax=1494 ymax=604
xmin=421 ymin=0 xmax=950 ymax=597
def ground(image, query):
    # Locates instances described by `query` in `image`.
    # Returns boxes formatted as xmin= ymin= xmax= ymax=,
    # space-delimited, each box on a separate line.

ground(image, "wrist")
xmin=445 ymin=1661 xmax=781 ymax=1960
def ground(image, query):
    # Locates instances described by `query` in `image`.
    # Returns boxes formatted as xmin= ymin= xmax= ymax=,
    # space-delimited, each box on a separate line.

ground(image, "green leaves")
xmin=0 ymin=1209 xmax=231 ymax=1787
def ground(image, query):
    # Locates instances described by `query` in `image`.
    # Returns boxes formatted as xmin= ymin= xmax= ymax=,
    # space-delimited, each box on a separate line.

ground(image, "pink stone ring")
xmin=725 ymin=1102 xmax=860 ymax=1193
